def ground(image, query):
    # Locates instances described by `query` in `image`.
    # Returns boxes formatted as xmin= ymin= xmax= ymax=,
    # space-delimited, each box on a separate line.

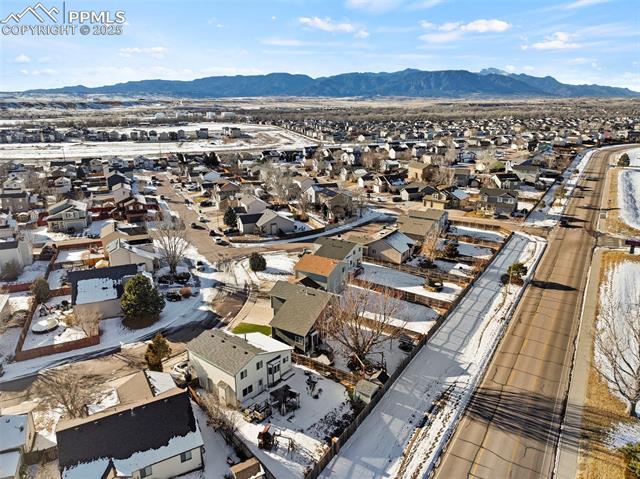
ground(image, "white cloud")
xmin=461 ymin=19 xmax=510 ymax=33
xmin=568 ymin=57 xmax=591 ymax=64
xmin=299 ymin=16 xmax=355 ymax=33
xmin=407 ymin=0 xmax=443 ymax=9
xmin=19 ymin=69 xmax=29 ymax=75
xmin=504 ymin=65 xmax=516 ymax=72
xmin=419 ymin=18 xmax=511 ymax=43
xmin=565 ymin=0 xmax=611 ymax=9
xmin=271 ymin=16 xmax=277 ymax=20
xmin=531 ymin=32 xmax=579 ymax=50
xmin=20 ymin=68 xmax=56 ymax=76
xmin=355 ymin=29 xmax=370 ymax=38
xmin=118 ymin=46 xmax=168 ymax=58
xmin=14 ymin=54 xmax=30 ymax=64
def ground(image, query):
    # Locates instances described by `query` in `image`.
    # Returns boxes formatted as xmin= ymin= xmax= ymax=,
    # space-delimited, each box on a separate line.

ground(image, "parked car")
xmin=200 ymin=200 xmax=212 ymax=207
xmin=165 ymin=291 xmax=182 ymax=302
xmin=208 ymin=229 xmax=221 ymax=237
xmin=170 ymin=361 xmax=191 ymax=387
xmin=196 ymin=260 xmax=205 ymax=272
xmin=560 ymin=218 xmax=569 ymax=227
xmin=198 ymin=216 xmax=208 ymax=223
xmin=214 ymin=237 xmax=229 ymax=246
xmin=160 ymin=194 xmax=165 ymax=200
xmin=190 ymin=222 xmax=204 ymax=230
xmin=184 ymin=199 xmax=191 ymax=205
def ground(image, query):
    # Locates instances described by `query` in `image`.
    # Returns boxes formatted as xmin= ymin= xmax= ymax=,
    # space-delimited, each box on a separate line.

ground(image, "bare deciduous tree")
xmin=199 ymin=392 xmax=239 ymax=446
xmin=263 ymin=162 xmax=293 ymax=204
xmin=595 ymin=282 xmax=640 ymax=417
xmin=318 ymin=286 xmax=405 ymax=365
xmin=153 ymin=219 xmax=189 ymax=276
xmin=68 ymin=310 xmax=101 ymax=337
xmin=0 ymin=259 xmax=23 ymax=281
xmin=421 ymin=222 xmax=444 ymax=263
xmin=33 ymin=369 xmax=102 ymax=419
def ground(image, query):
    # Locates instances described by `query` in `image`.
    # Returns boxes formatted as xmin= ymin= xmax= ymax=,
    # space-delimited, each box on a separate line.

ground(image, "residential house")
xmin=106 ymin=238 xmax=159 ymax=272
xmin=0 ymin=413 xmax=36 ymax=479
xmin=68 ymin=264 xmax=139 ymax=319
xmin=112 ymin=194 xmax=161 ymax=224
xmin=0 ymin=237 xmax=33 ymax=273
xmin=188 ymin=331 xmax=292 ymax=407
xmin=512 ymin=164 xmax=541 ymax=184
xmin=255 ymin=210 xmax=296 ymax=236
xmin=352 ymin=229 xmax=415 ymax=265
xmin=46 ymin=199 xmax=90 ymax=233
xmin=317 ymin=189 xmax=353 ymax=221
xmin=400 ymin=183 xmax=435 ymax=202
xmin=294 ymin=253 xmax=346 ymax=293
xmin=0 ymin=190 xmax=30 ymax=213
xmin=100 ymin=222 xmax=153 ymax=250
xmin=269 ymin=281 xmax=333 ymax=355
xmin=237 ymin=213 xmax=263 ymax=235
xmin=397 ymin=209 xmax=449 ymax=241
xmin=314 ymin=237 xmax=363 ymax=269
xmin=407 ymin=161 xmax=429 ymax=182
xmin=56 ymin=389 xmax=203 ymax=479
xmin=491 ymin=173 xmax=521 ymax=190
xmin=478 ymin=188 xmax=519 ymax=215
xmin=235 ymin=194 xmax=268 ymax=215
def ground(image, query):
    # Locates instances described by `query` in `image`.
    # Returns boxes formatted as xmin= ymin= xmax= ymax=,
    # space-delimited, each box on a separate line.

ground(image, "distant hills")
xmin=22 ymin=68 xmax=639 ymax=98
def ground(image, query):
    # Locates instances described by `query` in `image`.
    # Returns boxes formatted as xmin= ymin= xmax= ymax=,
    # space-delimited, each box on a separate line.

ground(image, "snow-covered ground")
xmin=47 ymin=268 xmax=67 ymax=289
xmin=0 ymin=260 xmax=48 ymax=285
xmin=359 ymin=263 xmax=462 ymax=302
xmin=0 ymin=247 xmax=221 ymax=383
xmin=596 ymin=259 xmax=640 ymax=415
xmin=0 ymin=327 xmax=21 ymax=369
xmin=616 ymin=147 xmax=640 ymax=167
xmin=182 ymin=401 xmax=238 ymax=479
xmin=83 ymin=219 xmax=113 ymax=237
xmin=433 ymin=259 xmax=474 ymax=277
xmin=606 ymin=420 xmax=640 ymax=450
xmin=320 ymin=232 xmax=546 ymax=479
xmin=617 ymin=169 xmax=640 ymax=231
xmin=234 ymin=365 xmax=353 ymax=478
xmin=526 ymin=150 xmax=593 ymax=227
xmin=448 ymin=225 xmax=504 ymax=243
xmin=31 ymin=226 xmax=70 ymax=244
xmin=22 ymin=295 xmax=87 ymax=351
xmin=327 ymin=334 xmax=410 ymax=375
xmin=346 ymin=285 xmax=439 ymax=335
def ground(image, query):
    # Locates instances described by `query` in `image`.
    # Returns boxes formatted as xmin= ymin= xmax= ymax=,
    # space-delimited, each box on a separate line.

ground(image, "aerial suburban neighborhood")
xmin=0 ymin=1 xmax=639 ymax=479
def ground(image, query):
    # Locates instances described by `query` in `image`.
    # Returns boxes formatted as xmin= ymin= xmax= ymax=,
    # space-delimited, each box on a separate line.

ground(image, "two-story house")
xmin=45 ymin=199 xmax=90 ymax=233
xmin=188 ymin=331 xmax=293 ymax=406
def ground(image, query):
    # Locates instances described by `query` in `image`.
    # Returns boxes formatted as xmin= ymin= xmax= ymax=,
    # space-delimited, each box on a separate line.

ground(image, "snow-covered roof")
xmin=382 ymin=231 xmax=415 ymax=254
xmin=0 ymin=415 xmax=29 ymax=451
xmin=145 ymin=371 xmax=176 ymax=395
xmin=0 ymin=451 xmax=21 ymax=478
xmin=75 ymin=277 xmax=119 ymax=305
xmin=242 ymin=332 xmax=293 ymax=354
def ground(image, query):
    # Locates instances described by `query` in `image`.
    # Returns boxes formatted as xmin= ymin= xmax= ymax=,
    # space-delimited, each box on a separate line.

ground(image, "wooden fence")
xmin=292 ymin=353 xmax=359 ymax=387
xmin=363 ymin=256 xmax=471 ymax=286
xmin=349 ymin=277 xmax=452 ymax=311
xmin=302 ymin=231 xmax=514 ymax=479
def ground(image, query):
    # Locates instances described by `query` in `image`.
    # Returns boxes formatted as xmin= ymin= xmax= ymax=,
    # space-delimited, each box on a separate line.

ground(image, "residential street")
xmin=432 ymin=146 xmax=630 ymax=479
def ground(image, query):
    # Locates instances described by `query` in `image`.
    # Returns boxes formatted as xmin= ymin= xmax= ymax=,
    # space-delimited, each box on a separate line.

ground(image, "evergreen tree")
xmin=443 ymin=242 xmax=459 ymax=258
xmin=249 ymin=252 xmax=267 ymax=272
xmin=120 ymin=274 xmax=165 ymax=322
xmin=224 ymin=207 xmax=238 ymax=227
xmin=145 ymin=333 xmax=171 ymax=372
xmin=507 ymin=262 xmax=528 ymax=279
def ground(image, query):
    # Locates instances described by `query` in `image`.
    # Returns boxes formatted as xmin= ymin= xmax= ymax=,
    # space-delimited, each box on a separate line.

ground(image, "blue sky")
xmin=0 ymin=0 xmax=639 ymax=91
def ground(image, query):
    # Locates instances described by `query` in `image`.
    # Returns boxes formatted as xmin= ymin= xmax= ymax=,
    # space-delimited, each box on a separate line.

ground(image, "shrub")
xmin=507 ymin=262 xmax=528 ymax=279
xmin=618 ymin=153 xmax=631 ymax=167
xmin=0 ymin=259 xmax=23 ymax=281
xmin=120 ymin=274 xmax=165 ymax=323
xmin=249 ymin=252 xmax=267 ymax=272
xmin=30 ymin=277 xmax=50 ymax=304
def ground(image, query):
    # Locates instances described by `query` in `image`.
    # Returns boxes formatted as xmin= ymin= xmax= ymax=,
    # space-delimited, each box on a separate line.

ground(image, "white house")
xmin=106 ymin=239 xmax=159 ymax=272
xmin=188 ymin=330 xmax=293 ymax=407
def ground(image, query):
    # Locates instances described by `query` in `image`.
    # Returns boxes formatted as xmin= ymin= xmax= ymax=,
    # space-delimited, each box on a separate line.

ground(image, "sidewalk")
xmin=554 ymin=248 xmax=603 ymax=478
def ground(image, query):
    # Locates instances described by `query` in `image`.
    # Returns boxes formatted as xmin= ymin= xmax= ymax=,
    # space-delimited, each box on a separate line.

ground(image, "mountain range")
xmin=22 ymin=68 xmax=639 ymax=98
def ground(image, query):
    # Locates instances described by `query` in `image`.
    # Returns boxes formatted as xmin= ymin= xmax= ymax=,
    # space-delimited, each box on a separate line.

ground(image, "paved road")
xmin=432 ymin=147 xmax=628 ymax=479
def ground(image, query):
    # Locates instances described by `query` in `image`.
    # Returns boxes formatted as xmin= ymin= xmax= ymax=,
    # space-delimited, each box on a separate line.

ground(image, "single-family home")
xmin=67 ymin=264 xmax=139 ymax=319
xmin=106 ymin=238 xmax=159 ymax=272
xmin=255 ymin=210 xmax=296 ymax=236
xmin=56 ymin=389 xmax=203 ymax=479
xmin=269 ymin=281 xmax=334 ymax=355
xmin=188 ymin=331 xmax=293 ymax=407
xmin=397 ymin=209 xmax=449 ymax=241
xmin=478 ymin=188 xmax=519 ymax=215
xmin=314 ymin=237 xmax=363 ymax=269
xmin=407 ymin=161 xmax=429 ymax=182
xmin=294 ymin=253 xmax=346 ymax=293
xmin=0 ymin=190 xmax=30 ymax=213
xmin=353 ymin=229 xmax=415 ymax=265
xmin=0 ymin=237 xmax=33 ymax=275
xmin=100 ymin=222 xmax=153 ymax=250
xmin=46 ymin=199 xmax=90 ymax=233
xmin=491 ymin=173 xmax=521 ymax=190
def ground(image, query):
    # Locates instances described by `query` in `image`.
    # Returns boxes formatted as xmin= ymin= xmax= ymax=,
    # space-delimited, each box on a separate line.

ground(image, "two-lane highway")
xmin=433 ymin=147 xmax=627 ymax=479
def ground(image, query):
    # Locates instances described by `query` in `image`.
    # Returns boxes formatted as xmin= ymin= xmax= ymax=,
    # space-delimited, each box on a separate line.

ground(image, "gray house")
xmin=478 ymin=188 xmax=518 ymax=215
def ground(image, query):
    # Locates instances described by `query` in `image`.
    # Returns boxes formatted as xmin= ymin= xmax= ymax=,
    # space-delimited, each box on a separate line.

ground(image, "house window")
xmin=496 ymin=197 xmax=502 ymax=203
xmin=258 ymin=379 xmax=263 ymax=387
xmin=240 ymin=369 xmax=247 ymax=380
xmin=140 ymin=466 xmax=152 ymax=478
xmin=242 ymin=385 xmax=253 ymax=397
xmin=180 ymin=450 xmax=192 ymax=463
xmin=256 ymin=360 xmax=263 ymax=370
xmin=283 ymin=356 xmax=288 ymax=364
